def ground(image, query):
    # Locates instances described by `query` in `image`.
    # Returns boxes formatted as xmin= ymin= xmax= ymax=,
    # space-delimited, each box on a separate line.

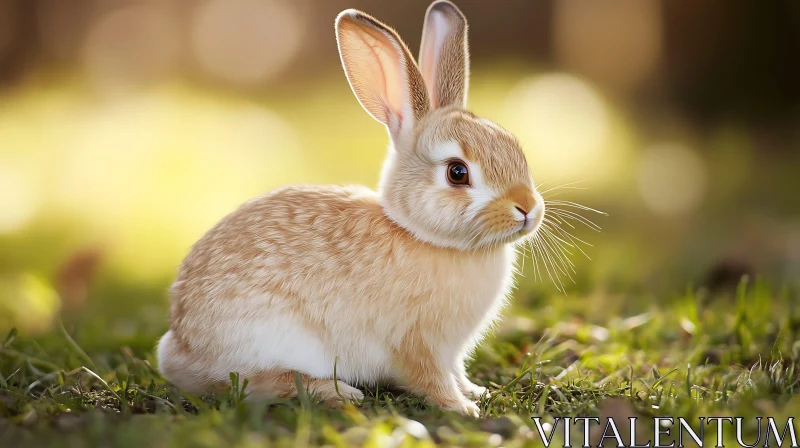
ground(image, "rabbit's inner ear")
xmin=336 ymin=10 xmax=429 ymax=138
xmin=419 ymin=1 xmax=470 ymax=109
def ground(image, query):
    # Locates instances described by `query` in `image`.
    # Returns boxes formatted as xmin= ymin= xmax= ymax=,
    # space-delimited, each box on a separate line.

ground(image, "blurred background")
xmin=0 ymin=0 xmax=798 ymax=340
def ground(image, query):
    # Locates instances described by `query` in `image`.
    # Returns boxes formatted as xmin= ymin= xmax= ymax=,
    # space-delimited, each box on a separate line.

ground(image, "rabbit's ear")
xmin=336 ymin=10 xmax=429 ymax=139
xmin=418 ymin=1 xmax=469 ymax=109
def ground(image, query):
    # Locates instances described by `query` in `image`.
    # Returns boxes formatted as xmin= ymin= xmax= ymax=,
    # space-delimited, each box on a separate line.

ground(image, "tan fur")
xmin=158 ymin=1 xmax=544 ymax=417
xmin=419 ymin=1 xmax=470 ymax=108
xmin=507 ymin=184 xmax=536 ymax=213
xmin=246 ymin=371 xmax=363 ymax=401
xmin=206 ymin=371 xmax=362 ymax=402
xmin=393 ymin=324 xmax=471 ymax=413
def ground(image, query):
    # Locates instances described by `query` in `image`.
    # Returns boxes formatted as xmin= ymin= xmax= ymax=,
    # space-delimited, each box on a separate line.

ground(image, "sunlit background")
xmin=0 ymin=0 xmax=798 ymax=338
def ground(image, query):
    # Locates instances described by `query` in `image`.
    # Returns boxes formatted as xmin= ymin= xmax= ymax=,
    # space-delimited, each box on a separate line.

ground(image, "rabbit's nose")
xmin=508 ymin=184 xmax=536 ymax=215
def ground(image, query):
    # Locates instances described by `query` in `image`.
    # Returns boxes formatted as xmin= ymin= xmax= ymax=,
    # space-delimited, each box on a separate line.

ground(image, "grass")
xmin=1 ymin=57 xmax=799 ymax=447
xmin=2 ymin=275 xmax=799 ymax=447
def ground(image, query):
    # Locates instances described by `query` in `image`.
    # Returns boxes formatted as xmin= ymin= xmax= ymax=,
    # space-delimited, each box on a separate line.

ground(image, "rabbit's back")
xmin=169 ymin=184 xmax=402 ymax=332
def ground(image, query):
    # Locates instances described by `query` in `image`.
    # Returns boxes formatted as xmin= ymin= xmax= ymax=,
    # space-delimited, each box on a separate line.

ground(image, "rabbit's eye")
xmin=446 ymin=161 xmax=471 ymax=186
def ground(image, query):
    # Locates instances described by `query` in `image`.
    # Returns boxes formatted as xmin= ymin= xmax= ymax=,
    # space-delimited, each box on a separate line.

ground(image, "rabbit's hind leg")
xmin=245 ymin=370 xmax=365 ymax=402
xmin=157 ymin=330 xmax=217 ymax=394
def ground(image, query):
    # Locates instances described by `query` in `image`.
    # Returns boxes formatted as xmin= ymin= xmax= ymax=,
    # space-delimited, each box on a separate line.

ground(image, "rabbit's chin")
xmin=446 ymin=227 xmax=535 ymax=252
xmin=489 ymin=227 xmax=539 ymax=248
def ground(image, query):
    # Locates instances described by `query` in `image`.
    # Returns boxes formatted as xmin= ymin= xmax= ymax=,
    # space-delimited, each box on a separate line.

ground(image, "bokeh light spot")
xmin=0 ymin=163 xmax=39 ymax=234
xmin=637 ymin=143 xmax=707 ymax=216
xmin=0 ymin=273 xmax=59 ymax=334
xmin=1 ymin=85 xmax=307 ymax=281
xmin=505 ymin=73 xmax=611 ymax=179
xmin=83 ymin=5 xmax=180 ymax=90
xmin=191 ymin=0 xmax=303 ymax=85
xmin=554 ymin=0 xmax=662 ymax=92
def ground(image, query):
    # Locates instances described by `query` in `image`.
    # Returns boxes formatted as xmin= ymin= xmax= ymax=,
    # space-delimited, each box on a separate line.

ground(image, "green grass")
xmin=1 ymin=277 xmax=799 ymax=447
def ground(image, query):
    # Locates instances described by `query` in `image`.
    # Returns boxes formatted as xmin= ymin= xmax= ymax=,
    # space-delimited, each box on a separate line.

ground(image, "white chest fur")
xmin=421 ymin=244 xmax=517 ymax=346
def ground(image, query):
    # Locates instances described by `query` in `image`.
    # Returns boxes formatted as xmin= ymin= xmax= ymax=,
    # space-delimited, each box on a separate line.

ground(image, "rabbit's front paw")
xmin=444 ymin=399 xmax=480 ymax=417
xmin=459 ymin=380 xmax=487 ymax=399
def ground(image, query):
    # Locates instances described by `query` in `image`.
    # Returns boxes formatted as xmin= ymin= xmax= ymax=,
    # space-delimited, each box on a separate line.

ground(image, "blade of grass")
xmin=60 ymin=322 xmax=96 ymax=371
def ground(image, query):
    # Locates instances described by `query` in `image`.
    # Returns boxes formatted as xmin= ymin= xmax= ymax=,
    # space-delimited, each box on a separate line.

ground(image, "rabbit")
xmin=156 ymin=0 xmax=545 ymax=417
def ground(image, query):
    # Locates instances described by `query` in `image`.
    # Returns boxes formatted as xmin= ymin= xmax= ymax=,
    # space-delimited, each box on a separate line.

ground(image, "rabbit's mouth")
xmin=482 ymin=202 xmax=545 ymax=247
xmin=518 ymin=202 xmax=545 ymax=235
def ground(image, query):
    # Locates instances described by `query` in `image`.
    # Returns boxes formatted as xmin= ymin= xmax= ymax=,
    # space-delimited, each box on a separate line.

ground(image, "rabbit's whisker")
xmin=548 ymin=222 xmax=593 ymax=259
xmin=541 ymin=220 xmax=576 ymax=248
xmin=540 ymin=231 xmax=576 ymax=282
xmin=524 ymin=238 xmax=542 ymax=283
xmin=532 ymin=233 xmax=566 ymax=292
xmin=544 ymin=200 xmax=607 ymax=215
xmin=547 ymin=209 xmax=602 ymax=232
xmin=538 ymin=180 xmax=587 ymax=196
xmin=545 ymin=213 xmax=577 ymax=230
